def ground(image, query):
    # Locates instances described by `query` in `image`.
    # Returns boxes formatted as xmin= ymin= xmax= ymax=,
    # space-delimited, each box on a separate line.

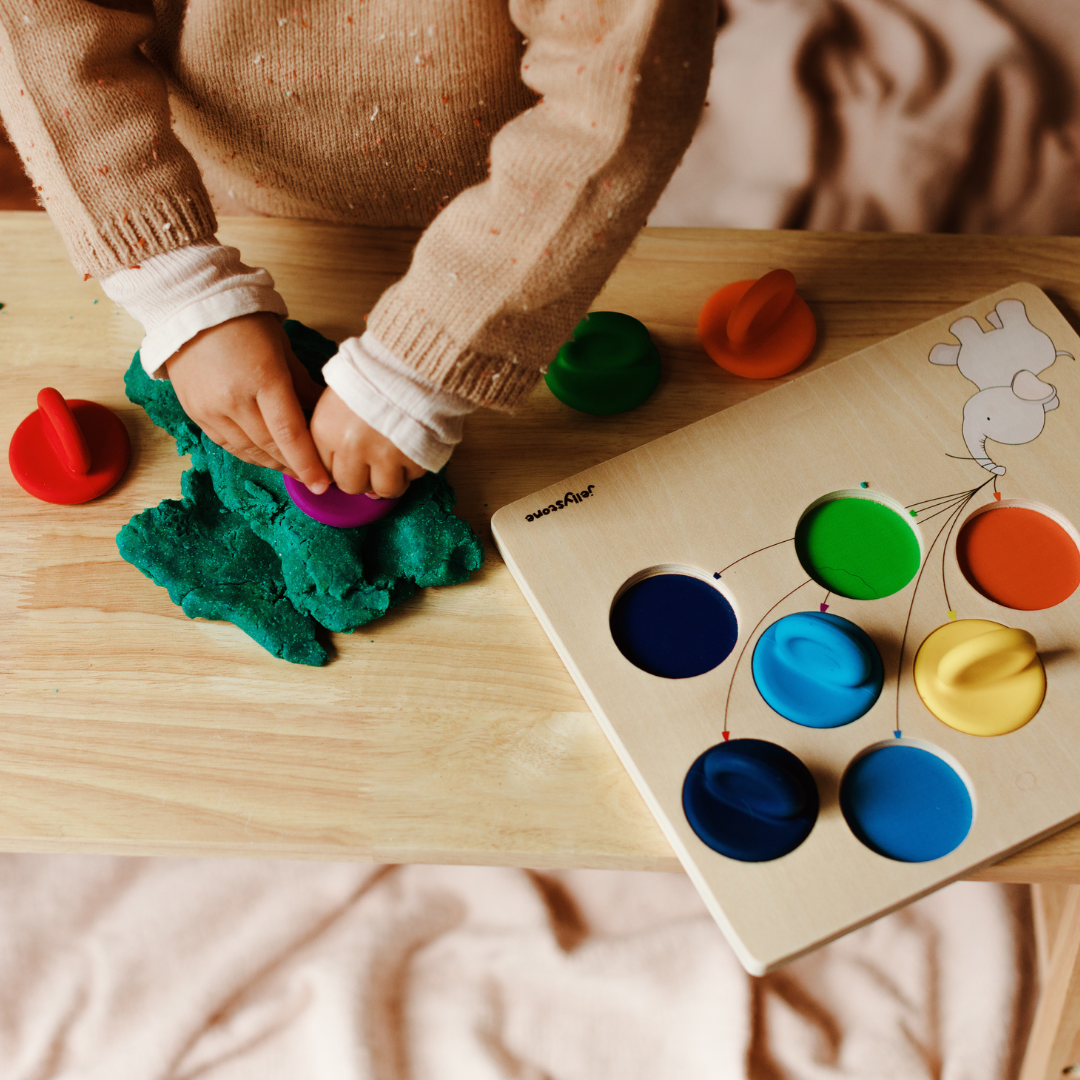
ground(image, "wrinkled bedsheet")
xmin=0 ymin=857 xmax=1034 ymax=1080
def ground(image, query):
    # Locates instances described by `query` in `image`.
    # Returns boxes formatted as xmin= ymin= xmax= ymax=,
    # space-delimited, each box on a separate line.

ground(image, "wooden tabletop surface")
xmin=3 ymin=212 xmax=1080 ymax=881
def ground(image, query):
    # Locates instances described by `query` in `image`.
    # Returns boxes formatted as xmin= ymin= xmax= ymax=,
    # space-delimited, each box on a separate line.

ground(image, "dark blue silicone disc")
xmin=682 ymin=739 xmax=819 ymax=862
xmin=840 ymin=745 xmax=973 ymax=862
xmin=610 ymin=573 xmax=738 ymax=679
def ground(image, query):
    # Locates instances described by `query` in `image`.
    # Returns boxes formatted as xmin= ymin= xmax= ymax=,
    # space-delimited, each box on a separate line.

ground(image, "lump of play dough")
xmin=117 ymin=320 xmax=485 ymax=664
xmin=119 ymin=468 xmax=328 ymax=665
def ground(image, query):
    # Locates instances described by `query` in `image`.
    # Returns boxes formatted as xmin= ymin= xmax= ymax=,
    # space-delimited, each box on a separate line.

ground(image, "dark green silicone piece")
xmin=116 ymin=320 xmax=484 ymax=665
xmin=545 ymin=311 xmax=661 ymax=415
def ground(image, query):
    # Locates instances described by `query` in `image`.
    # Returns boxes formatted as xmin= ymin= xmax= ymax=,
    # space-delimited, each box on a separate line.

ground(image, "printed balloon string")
xmin=940 ymin=479 xmax=994 ymax=613
xmin=912 ymin=491 xmax=978 ymax=527
xmin=893 ymin=478 xmax=992 ymax=735
xmin=713 ymin=536 xmax=794 ymax=579
xmin=722 ymin=578 xmax=813 ymax=740
xmin=906 ymin=486 xmax=985 ymax=510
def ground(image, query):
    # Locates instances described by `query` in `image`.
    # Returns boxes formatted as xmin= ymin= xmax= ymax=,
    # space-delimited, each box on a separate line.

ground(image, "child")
xmin=0 ymin=0 xmax=714 ymax=497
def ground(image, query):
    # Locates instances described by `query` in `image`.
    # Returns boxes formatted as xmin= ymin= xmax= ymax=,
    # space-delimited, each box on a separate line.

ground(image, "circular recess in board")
xmin=840 ymin=742 xmax=973 ymax=862
xmin=955 ymin=502 xmax=1080 ymax=611
xmin=753 ymin=611 xmax=884 ymax=727
xmin=913 ymin=619 xmax=1045 ymax=736
xmin=682 ymin=738 xmax=819 ymax=862
xmin=795 ymin=490 xmax=922 ymax=600
xmin=610 ymin=570 xmax=738 ymax=679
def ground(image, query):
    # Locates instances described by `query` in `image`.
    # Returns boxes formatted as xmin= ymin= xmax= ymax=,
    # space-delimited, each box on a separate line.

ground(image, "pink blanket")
xmin=0 ymin=858 xmax=1034 ymax=1079
xmin=651 ymin=0 xmax=1080 ymax=234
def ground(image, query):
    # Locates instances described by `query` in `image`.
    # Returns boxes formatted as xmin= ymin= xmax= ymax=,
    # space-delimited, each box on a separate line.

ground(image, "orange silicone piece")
xmin=956 ymin=506 xmax=1080 ymax=611
xmin=698 ymin=268 xmax=817 ymax=379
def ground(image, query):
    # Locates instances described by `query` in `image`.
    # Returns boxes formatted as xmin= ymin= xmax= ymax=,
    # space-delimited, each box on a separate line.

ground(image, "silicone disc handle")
xmin=774 ymin=612 xmax=873 ymax=689
xmin=937 ymin=626 xmax=1038 ymax=688
xmin=726 ymin=269 xmax=797 ymax=349
xmin=37 ymin=387 xmax=92 ymax=475
xmin=702 ymin=746 xmax=806 ymax=821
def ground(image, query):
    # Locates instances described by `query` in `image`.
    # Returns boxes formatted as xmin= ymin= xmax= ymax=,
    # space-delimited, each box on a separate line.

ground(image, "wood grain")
xmin=1021 ymin=885 xmax=1080 ymax=1080
xmin=2 ymin=212 xmax=1080 ymax=882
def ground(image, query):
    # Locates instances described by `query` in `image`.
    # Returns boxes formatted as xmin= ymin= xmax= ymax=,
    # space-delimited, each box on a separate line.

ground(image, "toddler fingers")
xmin=333 ymin=459 xmax=371 ymax=496
xmin=206 ymin=416 xmax=284 ymax=472
xmin=256 ymin=385 xmax=330 ymax=493
xmin=368 ymin=462 xmax=412 ymax=499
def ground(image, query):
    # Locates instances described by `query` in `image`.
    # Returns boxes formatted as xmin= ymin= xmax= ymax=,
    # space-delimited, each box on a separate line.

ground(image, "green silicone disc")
xmin=545 ymin=311 xmax=662 ymax=415
xmin=795 ymin=495 xmax=922 ymax=600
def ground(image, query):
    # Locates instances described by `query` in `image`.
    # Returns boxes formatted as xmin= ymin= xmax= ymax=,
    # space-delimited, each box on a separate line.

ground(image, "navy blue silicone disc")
xmin=752 ymin=611 xmax=883 ymax=728
xmin=840 ymin=745 xmax=973 ymax=862
xmin=610 ymin=573 xmax=738 ymax=679
xmin=682 ymin=739 xmax=819 ymax=862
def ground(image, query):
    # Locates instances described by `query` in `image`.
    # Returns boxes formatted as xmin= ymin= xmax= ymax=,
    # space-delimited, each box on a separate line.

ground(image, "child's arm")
xmin=101 ymin=240 xmax=471 ymax=496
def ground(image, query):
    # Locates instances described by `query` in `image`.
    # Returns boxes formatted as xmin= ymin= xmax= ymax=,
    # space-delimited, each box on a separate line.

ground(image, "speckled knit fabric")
xmin=0 ymin=0 xmax=715 ymax=408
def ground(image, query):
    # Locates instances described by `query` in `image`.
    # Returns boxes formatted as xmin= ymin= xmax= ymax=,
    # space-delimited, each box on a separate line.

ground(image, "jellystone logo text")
xmin=525 ymin=485 xmax=596 ymax=522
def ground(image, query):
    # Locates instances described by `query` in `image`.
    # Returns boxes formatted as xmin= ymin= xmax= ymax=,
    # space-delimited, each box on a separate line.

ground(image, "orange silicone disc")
xmin=699 ymin=271 xmax=817 ymax=379
xmin=956 ymin=506 xmax=1080 ymax=611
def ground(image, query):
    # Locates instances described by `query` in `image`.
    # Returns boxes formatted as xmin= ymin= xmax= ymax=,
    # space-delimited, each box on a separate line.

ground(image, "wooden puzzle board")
xmin=492 ymin=283 xmax=1080 ymax=973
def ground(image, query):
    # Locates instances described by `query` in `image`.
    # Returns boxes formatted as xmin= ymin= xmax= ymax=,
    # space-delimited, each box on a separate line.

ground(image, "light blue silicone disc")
xmin=752 ymin=611 xmax=883 ymax=728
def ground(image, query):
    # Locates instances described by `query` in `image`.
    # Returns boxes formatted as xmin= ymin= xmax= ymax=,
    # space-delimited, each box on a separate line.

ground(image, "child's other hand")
xmin=310 ymin=387 xmax=426 ymax=498
xmin=164 ymin=313 xmax=330 ymax=493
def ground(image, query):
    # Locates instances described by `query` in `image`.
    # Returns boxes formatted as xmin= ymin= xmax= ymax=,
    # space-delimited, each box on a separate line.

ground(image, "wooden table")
xmin=2 ymin=213 xmax=1080 ymax=877
xmin=4 ymin=214 xmax=1080 ymax=1076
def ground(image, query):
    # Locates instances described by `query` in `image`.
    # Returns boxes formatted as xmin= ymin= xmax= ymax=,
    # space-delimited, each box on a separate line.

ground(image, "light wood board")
xmin=493 ymin=283 xmax=1080 ymax=971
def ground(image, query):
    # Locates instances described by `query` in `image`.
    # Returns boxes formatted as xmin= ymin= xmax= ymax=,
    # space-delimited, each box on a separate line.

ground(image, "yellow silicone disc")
xmin=913 ymin=619 xmax=1045 ymax=736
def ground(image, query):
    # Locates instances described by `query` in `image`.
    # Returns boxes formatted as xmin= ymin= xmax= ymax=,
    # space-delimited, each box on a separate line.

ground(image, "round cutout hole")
xmin=610 ymin=571 xmax=738 ymax=679
xmin=840 ymin=742 xmax=973 ymax=862
xmin=795 ymin=492 xmax=921 ymax=600
xmin=682 ymin=739 xmax=819 ymax=862
xmin=752 ymin=611 xmax=884 ymax=728
xmin=956 ymin=503 xmax=1080 ymax=611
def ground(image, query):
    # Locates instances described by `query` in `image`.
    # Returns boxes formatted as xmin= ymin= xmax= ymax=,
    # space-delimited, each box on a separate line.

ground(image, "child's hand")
xmin=310 ymin=387 xmax=426 ymax=498
xmin=165 ymin=313 xmax=330 ymax=493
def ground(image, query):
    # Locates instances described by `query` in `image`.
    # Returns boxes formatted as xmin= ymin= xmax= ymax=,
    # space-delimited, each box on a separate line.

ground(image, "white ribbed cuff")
xmin=100 ymin=239 xmax=288 ymax=377
xmin=322 ymin=332 xmax=477 ymax=473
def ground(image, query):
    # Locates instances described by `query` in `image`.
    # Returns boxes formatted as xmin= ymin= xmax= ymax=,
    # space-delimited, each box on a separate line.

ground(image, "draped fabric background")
xmin=0 ymin=859 xmax=1038 ymax=1080
xmin=650 ymin=0 xmax=1080 ymax=233
xmin=1 ymin=0 xmax=1075 ymax=1075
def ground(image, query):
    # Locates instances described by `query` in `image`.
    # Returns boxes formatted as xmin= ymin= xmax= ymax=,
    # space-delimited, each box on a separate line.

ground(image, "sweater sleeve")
xmin=0 ymin=0 xmax=216 ymax=277
xmin=365 ymin=0 xmax=716 ymax=411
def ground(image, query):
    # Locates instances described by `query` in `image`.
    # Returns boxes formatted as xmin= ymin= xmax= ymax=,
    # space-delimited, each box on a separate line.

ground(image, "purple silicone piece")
xmin=283 ymin=474 xmax=400 ymax=528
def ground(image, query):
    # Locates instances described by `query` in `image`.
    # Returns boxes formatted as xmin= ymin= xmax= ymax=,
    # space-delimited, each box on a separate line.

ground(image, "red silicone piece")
xmin=699 ymin=269 xmax=817 ymax=379
xmin=8 ymin=389 xmax=131 ymax=505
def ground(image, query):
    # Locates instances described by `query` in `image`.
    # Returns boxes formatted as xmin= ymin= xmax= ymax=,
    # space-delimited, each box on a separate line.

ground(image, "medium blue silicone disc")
xmin=610 ymin=573 xmax=738 ymax=679
xmin=682 ymin=739 xmax=819 ymax=862
xmin=840 ymin=745 xmax=973 ymax=862
xmin=752 ymin=611 xmax=883 ymax=727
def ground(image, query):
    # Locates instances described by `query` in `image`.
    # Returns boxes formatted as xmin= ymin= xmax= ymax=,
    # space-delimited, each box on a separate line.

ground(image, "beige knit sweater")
xmin=0 ymin=0 xmax=714 ymax=409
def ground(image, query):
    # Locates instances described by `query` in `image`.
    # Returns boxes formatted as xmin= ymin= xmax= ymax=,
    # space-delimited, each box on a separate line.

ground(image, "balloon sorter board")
xmin=491 ymin=283 xmax=1080 ymax=974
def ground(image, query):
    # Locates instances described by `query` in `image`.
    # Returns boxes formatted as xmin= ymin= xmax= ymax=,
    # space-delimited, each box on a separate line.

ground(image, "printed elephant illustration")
xmin=929 ymin=299 xmax=1073 ymax=475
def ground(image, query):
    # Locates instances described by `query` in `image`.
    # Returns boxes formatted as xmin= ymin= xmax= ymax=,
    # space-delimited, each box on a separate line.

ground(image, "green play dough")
xmin=795 ymin=496 xmax=921 ymax=600
xmin=117 ymin=319 xmax=484 ymax=665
